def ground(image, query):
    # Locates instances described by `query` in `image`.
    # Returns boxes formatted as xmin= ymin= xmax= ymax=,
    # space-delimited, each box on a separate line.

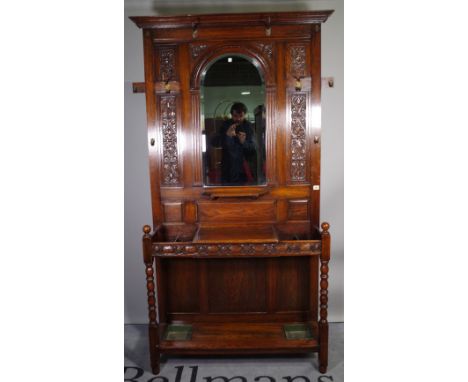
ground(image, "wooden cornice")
xmin=129 ymin=10 xmax=334 ymax=29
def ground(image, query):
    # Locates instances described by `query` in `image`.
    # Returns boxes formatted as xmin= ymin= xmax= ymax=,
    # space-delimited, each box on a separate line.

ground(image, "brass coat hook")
xmin=192 ymin=21 xmax=199 ymax=38
xmin=265 ymin=16 xmax=271 ymax=36
xmin=322 ymin=77 xmax=334 ymax=88
xmin=295 ymin=77 xmax=302 ymax=91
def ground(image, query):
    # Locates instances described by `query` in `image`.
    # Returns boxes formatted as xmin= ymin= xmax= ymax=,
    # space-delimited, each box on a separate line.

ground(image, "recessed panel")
xmin=207 ymin=258 xmax=267 ymax=313
xmin=166 ymin=259 xmax=199 ymax=313
xmin=198 ymin=201 xmax=276 ymax=223
xmin=163 ymin=202 xmax=183 ymax=222
xmin=274 ymin=257 xmax=309 ymax=311
xmin=288 ymin=200 xmax=309 ymax=221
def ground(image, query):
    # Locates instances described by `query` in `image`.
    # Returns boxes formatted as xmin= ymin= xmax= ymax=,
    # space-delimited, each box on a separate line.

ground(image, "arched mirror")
xmin=201 ymin=55 xmax=266 ymax=186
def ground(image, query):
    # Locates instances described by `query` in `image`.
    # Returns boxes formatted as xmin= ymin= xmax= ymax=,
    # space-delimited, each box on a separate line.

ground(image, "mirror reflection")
xmin=201 ymin=56 xmax=266 ymax=186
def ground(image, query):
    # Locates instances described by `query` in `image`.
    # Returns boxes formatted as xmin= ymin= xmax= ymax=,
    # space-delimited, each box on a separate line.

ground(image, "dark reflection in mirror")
xmin=201 ymin=56 xmax=266 ymax=186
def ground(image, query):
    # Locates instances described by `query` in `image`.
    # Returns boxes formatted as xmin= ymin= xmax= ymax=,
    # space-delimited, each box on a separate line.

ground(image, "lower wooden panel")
xmin=164 ymin=256 xmax=315 ymax=317
xmin=168 ymin=311 xmax=309 ymax=323
xmin=159 ymin=321 xmax=319 ymax=354
xmin=166 ymin=259 xmax=200 ymax=313
xmin=274 ymin=256 xmax=310 ymax=311
xmin=207 ymin=258 xmax=267 ymax=313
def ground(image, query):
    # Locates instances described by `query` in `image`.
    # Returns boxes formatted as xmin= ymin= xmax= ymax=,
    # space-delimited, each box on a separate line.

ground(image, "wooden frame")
xmin=131 ymin=10 xmax=333 ymax=375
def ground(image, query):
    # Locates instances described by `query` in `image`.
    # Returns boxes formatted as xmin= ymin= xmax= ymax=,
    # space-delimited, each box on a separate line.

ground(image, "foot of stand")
xmin=148 ymin=324 xmax=160 ymax=375
xmin=319 ymin=365 xmax=327 ymax=374
xmin=150 ymin=351 xmax=160 ymax=375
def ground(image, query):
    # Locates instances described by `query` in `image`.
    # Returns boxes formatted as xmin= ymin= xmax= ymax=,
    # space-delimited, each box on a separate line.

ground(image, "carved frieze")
xmin=153 ymin=241 xmax=321 ymax=257
xmin=290 ymin=93 xmax=307 ymax=182
xmin=160 ymin=95 xmax=180 ymax=185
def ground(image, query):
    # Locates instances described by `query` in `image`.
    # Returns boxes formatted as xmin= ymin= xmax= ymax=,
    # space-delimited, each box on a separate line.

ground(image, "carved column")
xmin=319 ymin=222 xmax=330 ymax=373
xmin=143 ymin=225 xmax=160 ymax=374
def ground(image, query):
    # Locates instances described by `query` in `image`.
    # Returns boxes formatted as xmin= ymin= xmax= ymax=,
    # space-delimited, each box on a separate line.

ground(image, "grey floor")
xmin=125 ymin=323 xmax=343 ymax=382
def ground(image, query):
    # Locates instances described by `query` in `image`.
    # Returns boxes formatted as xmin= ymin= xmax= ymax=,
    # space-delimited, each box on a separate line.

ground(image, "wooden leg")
xmin=319 ymin=322 xmax=328 ymax=373
xmin=149 ymin=324 xmax=160 ymax=375
xmin=145 ymin=261 xmax=161 ymax=375
xmin=143 ymin=226 xmax=161 ymax=375
xmin=319 ymin=222 xmax=330 ymax=374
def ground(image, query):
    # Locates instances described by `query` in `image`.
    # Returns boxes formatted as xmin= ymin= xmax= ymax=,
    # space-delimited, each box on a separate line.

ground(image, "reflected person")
xmin=220 ymin=102 xmax=257 ymax=185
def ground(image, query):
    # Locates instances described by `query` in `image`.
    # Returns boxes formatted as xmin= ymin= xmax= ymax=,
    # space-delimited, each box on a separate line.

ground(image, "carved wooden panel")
xmin=157 ymin=46 xmax=178 ymax=82
xmin=190 ymin=43 xmax=208 ymax=59
xmin=159 ymin=95 xmax=181 ymax=185
xmin=153 ymin=241 xmax=321 ymax=258
xmin=288 ymin=200 xmax=309 ymax=220
xmin=163 ymin=202 xmax=183 ymax=222
xmin=288 ymin=44 xmax=308 ymax=80
xmin=197 ymin=201 xmax=276 ymax=223
xmin=290 ymin=45 xmax=306 ymax=78
xmin=255 ymin=43 xmax=274 ymax=61
xmin=290 ymin=92 xmax=308 ymax=182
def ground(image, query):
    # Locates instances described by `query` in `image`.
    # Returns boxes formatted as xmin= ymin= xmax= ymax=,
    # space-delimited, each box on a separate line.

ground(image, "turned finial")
xmin=143 ymin=225 xmax=151 ymax=234
xmin=321 ymin=222 xmax=330 ymax=232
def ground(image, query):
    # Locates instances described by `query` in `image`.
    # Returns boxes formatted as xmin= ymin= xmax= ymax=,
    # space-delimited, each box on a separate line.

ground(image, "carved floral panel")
xmin=158 ymin=47 xmax=176 ymax=82
xmin=160 ymin=95 xmax=180 ymax=185
xmin=290 ymin=93 xmax=307 ymax=182
xmin=290 ymin=45 xmax=307 ymax=79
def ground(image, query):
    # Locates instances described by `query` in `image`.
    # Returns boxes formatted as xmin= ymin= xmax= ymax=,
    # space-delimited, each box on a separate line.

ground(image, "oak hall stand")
xmin=130 ymin=11 xmax=333 ymax=375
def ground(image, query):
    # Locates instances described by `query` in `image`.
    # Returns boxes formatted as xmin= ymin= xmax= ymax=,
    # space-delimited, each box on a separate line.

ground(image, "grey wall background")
xmin=125 ymin=0 xmax=343 ymax=323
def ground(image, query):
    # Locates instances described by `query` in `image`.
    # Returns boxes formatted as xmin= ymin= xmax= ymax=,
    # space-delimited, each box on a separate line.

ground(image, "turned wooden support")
xmin=319 ymin=222 xmax=330 ymax=374
xmin=143 ymin=225 xmax=160 ymax=374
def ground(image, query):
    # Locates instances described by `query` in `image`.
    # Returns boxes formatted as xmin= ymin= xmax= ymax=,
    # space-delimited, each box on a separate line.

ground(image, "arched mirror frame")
xmin=199 ymin=53 xmax=266 ymax=187
xmin=190 ymin=44 xmax=276 ymax=189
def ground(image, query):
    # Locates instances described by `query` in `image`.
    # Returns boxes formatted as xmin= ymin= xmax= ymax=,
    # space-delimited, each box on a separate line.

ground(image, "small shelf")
xmin=160 ymin=322 xmax=319 ymax=354
xmin=202 ymin=189 xmax=270 ymax=200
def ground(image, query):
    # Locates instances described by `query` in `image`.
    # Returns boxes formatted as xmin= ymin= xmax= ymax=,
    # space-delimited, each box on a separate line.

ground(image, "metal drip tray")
xmin=164 ymin=324 xmax=193 ymax=341
xmin=283 ymin=323 xmax=313 ymax=340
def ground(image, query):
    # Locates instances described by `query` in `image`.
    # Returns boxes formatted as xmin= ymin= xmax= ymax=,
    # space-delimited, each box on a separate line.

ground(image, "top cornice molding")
xmin=130 ymin=10 xmax=334 ymax=29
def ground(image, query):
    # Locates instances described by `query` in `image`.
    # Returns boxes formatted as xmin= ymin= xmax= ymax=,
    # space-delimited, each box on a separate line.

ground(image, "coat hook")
xmin=295 ymin=77 xmax=302 ymax=91
xmin=164 ymin=80 xmax=171 ymax=93
xmin=322 ymin=77 xmax=334 ymax=88
xmin=265 ymin=16 xmax=271 ymax=36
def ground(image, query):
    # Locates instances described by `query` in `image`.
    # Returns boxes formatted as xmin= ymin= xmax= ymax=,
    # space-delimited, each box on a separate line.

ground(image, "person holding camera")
xmin=219 ymin=102 xmax=257 ymax=185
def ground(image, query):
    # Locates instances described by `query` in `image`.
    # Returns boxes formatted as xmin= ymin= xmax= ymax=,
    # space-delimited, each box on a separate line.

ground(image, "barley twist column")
xmin=143 ymin=225 xmax=160 ymax=374
xmin=319 ymin=222 xmax=330 ymax=374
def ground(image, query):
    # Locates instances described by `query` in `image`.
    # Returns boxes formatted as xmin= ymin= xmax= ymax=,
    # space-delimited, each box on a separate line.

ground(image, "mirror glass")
xmin=201 ymin=55 xmax=266 ymax=186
